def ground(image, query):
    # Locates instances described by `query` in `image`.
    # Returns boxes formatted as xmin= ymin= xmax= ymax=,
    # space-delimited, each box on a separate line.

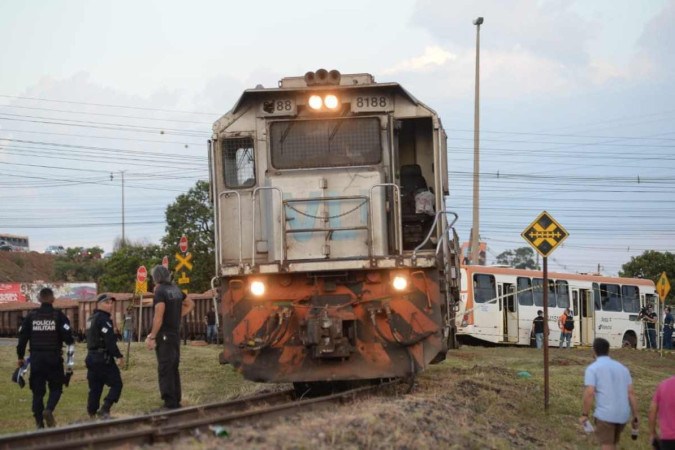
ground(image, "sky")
xmin=0 ymin=0 xmax=674 ymax=276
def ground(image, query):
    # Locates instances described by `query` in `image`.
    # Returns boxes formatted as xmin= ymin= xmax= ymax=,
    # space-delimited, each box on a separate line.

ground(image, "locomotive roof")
xmin=213 ymin=76 xmax=441 ymax=133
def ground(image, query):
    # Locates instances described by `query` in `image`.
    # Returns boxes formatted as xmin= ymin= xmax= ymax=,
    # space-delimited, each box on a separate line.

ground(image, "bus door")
xmin=500 ymin=282 xmax=518 ymax=343
xmin=579 ymin=289 xmax=594 ymax=346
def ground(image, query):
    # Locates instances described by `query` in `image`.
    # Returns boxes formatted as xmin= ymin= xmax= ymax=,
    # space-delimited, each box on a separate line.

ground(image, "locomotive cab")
xmin=210 ymin=70 xmax=460 ymax=382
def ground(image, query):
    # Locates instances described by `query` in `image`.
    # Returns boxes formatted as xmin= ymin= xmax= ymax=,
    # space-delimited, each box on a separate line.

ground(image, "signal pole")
xmin=470 ymin=17 xmax=484 ymax=265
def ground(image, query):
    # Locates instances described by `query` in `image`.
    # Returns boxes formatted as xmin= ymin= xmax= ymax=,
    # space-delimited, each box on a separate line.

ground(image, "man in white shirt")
xmin=579 ymin=338 xmax=639 ymax=449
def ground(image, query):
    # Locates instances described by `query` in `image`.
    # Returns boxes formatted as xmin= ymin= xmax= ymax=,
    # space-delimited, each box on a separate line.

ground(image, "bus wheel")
xmin=622 ymin=332 xmax=637 ymax=349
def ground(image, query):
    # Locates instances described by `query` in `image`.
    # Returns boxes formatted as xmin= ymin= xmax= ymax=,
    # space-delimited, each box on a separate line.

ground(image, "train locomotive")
xmin=210 ymin=70 xmax=461 ymax=383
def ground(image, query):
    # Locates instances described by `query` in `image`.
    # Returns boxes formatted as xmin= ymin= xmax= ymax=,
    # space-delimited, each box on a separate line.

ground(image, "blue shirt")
xmin=584 ymin=356 xmax=632 ymax=424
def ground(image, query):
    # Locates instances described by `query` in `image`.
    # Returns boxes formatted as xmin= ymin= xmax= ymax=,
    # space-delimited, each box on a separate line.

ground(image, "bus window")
xmin=593 ymin=283 xmax=602 ymax=310
xmin=473 ymin=274 xmax=496 ymax=304
xmin=517 ymin=277 xmax=533 ymax=306
xmin=621 ymin=285 xmax=640 ymax=313
xmin=556 ymin=280 xmax=570 ymax=309
xmin=533 ymin=278 xmax=557 ymax=307
xmin=222 ymin=138 xmax=256 ymax=188
xmin=600 ymin=283 xmax=621 ymax=311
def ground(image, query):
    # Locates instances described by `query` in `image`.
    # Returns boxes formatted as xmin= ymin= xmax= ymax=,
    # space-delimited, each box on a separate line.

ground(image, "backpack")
xmin=564 ymin=314 xmax=574 ymax=331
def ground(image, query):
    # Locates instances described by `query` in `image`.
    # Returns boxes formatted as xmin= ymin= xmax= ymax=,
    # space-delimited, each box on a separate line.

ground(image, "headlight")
xmin=308 ymin=95 xmax=323 ymax=110
xmin=250 ymin=280 xmax=266 ymax=297
xmin=392 ymin=276 xmax=408 ymax=291
xmin=324 ymin=94 xmax=339 ymax=109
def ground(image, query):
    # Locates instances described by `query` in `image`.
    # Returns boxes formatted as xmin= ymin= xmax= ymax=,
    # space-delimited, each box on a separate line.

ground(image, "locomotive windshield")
xmin=270 ymin=117 xmax=381 ymax=169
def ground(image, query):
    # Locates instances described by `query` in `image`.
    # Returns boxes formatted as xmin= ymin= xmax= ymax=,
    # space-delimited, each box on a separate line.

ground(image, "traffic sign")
xmin=175 ymin=252 xmax=193 ymax=271
xmin=657 ymin=272 xmax=670 ymax=302
xmin=179 ymin=235 xmax=188 ymax=253
xmin=136 ymin=265 xmax=147 ymax=283
xmin=135 ymin=280 xmax=147 ymax=294
xmin=521 ymin=211 xmax=569 ymax=258
xmin=162 ymin=256 xmax=169 ymax=269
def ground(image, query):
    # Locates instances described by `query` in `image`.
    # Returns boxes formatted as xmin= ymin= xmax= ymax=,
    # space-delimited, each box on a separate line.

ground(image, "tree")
xmin=495 ymin=247 xmax=539 ymax=269
xmin=98 ymin=244 xmax=163 ymax=292
xmin=620 ymin=250 xmax=675 ymax=304
xmin=53 ymin=246 xmax=106 ymax=282
xmin=162 ymin=180 xmax=214 ymax=293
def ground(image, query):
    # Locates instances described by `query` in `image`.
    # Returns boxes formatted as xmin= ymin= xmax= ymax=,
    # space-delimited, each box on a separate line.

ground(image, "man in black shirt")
xmin=86 ymin=294 xmax=124 ymax=418
xmin=643 ymin=304 xmax=658 ymax=349
xmin=532 ymin=310 xmax=545 ymax=349
xmin=146 ymin=265 xmax=194 ymax=409
xmin=16 ymin=288 xmax=75 ymax=428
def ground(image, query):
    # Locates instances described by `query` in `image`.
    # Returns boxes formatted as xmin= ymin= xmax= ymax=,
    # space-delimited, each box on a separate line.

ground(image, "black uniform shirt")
xmin=17 ymin=303 xmax=74 ymax=359
xmin=153 ymin=283 xmax=186 ymax=334
xmin=533 ymin=316 xmax=545 ymax=334
xmin=88 ymin=309 xmax=123 ymax=359
xmin=646 ymin=311 xmax=657 ymax=329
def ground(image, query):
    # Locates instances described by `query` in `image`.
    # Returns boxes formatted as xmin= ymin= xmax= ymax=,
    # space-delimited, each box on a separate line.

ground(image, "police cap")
xmin=96 ymin=294 xmax=116 ymax=303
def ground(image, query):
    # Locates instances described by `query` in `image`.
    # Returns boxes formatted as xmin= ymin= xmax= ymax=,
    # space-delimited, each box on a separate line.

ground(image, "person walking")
xmin=205 ymin=306 xmax=217 ymax=344
xmin=16 ymin=288 xmax=75 ymax=428
xmin=85 ymin=294 xmax=124 ymax=419
xmin=145 ymin=265 xmax=194 ymax=410
xmin=649 ymin=375 xmax=675 ymax=450
xmin=663 ymin=306 xmax=673 ymax=350
xmin=579 ymin=338 xmax=639 ymax=450
xmin=558 ymin=308 xmax=573 ymax=349
xmin=643 ymin=304 xmax=658 ymax=349
xmin=532 ymin=310 xmax=545 ymax=349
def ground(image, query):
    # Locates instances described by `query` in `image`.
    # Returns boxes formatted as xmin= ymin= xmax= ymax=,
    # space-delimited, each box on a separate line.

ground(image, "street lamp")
xmin=110 ymin=171 xmax=126 ymax=246
xmin=470 ymin=16 xmax=483 ymax=265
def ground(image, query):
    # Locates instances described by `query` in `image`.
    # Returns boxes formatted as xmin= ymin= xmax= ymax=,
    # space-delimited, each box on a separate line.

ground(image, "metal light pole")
xmin=110 ymin=171 xmax=126 ymax=246
xmin=470 ymin=16 xmax=484 ymax=265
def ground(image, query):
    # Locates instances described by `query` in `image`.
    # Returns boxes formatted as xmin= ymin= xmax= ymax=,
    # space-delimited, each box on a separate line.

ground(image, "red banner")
xmin=0 ymin=283 xmax=26 ymax=303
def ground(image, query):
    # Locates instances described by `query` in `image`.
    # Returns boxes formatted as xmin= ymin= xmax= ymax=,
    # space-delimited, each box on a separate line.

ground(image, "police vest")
xmin=29 ymin=310 xmax=60 ymax=352
xmin=86 ymin=312 xmax=107 ymax=351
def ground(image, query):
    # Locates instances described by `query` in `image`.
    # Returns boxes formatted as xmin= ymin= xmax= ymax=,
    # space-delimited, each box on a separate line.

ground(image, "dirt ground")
xmin=0 ymin=252 xmax=55 ymax=282
xmin=154 ymin=346 xmax=675 ymax=450
xmin=1 ymin=342 xmax=672 ymax=449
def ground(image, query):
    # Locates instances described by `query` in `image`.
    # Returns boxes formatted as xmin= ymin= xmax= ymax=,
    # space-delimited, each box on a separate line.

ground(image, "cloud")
xmin=636 ymin=0 xmax=675 ymax=78
xmin=383 ymin=46 xmax=457 ymax=75
xmin=411 ymin=0 xmax=596 ymax=67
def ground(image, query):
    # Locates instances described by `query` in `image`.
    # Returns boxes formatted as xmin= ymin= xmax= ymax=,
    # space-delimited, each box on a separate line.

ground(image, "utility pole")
xmin=470 ymin=16 xmax=484 ymax=265
xmin=111 ymin=171 xmax=126 ymax=247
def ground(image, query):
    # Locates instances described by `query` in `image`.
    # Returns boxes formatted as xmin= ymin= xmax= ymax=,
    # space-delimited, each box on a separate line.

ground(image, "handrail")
xmin=369 ymin=183 xmax=402 ymax=256
xmin=252 ymin=186 xmax=285 ymax=267
xmin=218 ymin=191 xmax=242 ymax=266
xmin=412 ymin=210 xmax=459 ymax=259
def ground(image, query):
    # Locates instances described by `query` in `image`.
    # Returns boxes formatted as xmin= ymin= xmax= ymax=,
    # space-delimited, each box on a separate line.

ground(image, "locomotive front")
xmin=209 ymin=70 xmax=460 ymax=383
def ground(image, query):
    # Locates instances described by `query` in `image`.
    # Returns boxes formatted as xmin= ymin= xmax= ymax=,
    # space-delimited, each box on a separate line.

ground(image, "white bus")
xmin=457 ymin=266 xmax=660 ymax=349
xmin=0 ymin=234 xmax=30 ymax=252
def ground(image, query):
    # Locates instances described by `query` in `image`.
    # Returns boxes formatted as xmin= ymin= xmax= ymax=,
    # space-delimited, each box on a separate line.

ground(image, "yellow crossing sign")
xmin=175 ymin=252 xmax=193 ymax=271
xmin=521 ymin=211 xmax=569 ymax=258
xmin=657 ymin=272 xmax=670 ymax=302
xmin=135 ymin=280 xmax=147 ymax=294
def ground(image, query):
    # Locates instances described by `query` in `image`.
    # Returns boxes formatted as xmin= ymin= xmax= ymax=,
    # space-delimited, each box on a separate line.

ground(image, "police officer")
xmin=16 ymin=287 xmax=75 ymax=429
xmin=145 ymin=265 xmax=194 ymax=409
xmin=86 ymin=294 xmax=124 ymax=418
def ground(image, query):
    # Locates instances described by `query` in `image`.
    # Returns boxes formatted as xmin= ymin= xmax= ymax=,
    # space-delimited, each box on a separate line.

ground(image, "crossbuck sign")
xmin=521 ymin=211 xmax=569 ymax=258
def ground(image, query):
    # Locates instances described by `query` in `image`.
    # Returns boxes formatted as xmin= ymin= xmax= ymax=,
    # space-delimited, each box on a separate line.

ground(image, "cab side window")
xmin=222 ymin=137 xmax=255 ymax=188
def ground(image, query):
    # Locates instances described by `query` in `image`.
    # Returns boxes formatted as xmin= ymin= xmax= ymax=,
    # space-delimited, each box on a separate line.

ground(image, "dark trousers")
xmin=29 ymin=352 xmax=65 ymax=426
xmin=664 ymin=326 xmax=673 ymax=349
xmin=646 ymin=328 xmax=657 ymax=349
xmin=85 ymin=353 xmax=123 ymax=415
xmin=155 ymin=332 xmax=181 ymax=408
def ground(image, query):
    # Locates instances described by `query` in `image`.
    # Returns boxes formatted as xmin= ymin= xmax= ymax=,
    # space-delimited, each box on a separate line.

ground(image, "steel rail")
xmin=0 ymin=389 xmax=294 ymax=450
xmin=0 ymin=381 xmax=400 ymax=450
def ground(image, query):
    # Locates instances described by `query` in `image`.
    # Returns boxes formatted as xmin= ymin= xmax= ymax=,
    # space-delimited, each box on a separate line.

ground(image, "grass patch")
xmin=0 ymin=341 xmax=259 ymax=433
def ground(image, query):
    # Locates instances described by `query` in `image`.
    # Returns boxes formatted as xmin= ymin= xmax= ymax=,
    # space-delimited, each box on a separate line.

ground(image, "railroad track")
xmin=0 ymin=381 xmax=400 ymax=450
